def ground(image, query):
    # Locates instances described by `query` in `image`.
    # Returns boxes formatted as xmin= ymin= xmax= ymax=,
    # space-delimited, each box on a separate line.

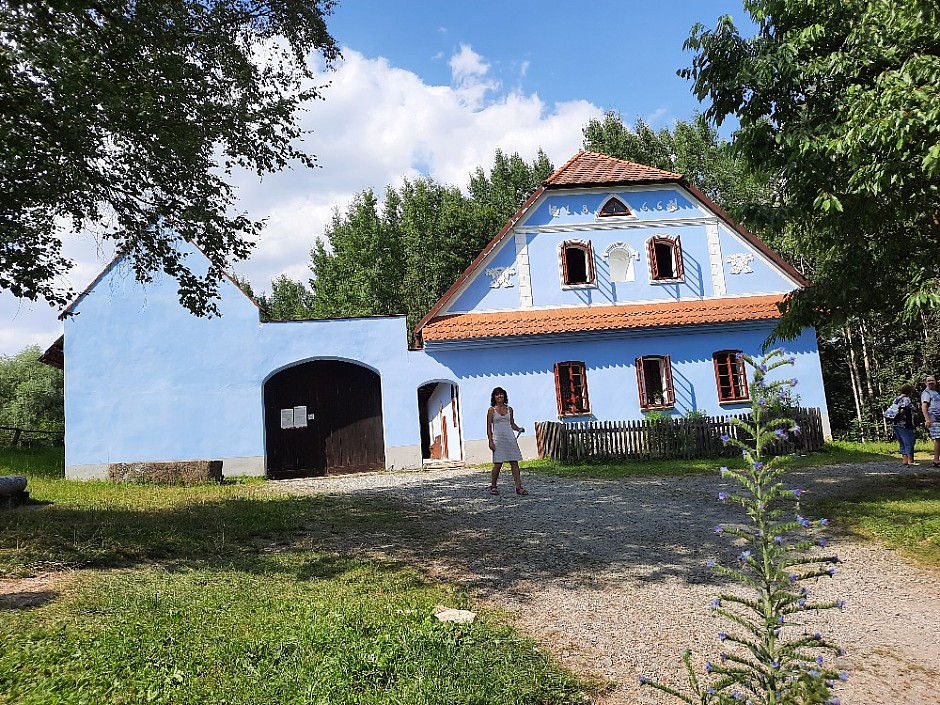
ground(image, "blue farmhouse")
xmin=54 ymin=152 xmax=830 ymax=479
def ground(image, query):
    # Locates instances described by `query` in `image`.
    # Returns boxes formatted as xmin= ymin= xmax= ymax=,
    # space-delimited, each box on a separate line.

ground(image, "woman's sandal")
xmin=489 ymin=486 xmax=499 ymax=495
xmin=515 ymin=487 xmax=528 ymax=496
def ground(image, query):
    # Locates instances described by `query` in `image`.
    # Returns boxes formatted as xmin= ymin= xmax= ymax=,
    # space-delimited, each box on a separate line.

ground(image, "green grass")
xmin=0 ymin=448 xmax=591 ymax=704
xmin=0 ymin=445 xmax=64 ymax=479
xmin=522 ymin=439 xmax=928 ymax=480
xmin=807 ymin=473 xmax=940 ymax=572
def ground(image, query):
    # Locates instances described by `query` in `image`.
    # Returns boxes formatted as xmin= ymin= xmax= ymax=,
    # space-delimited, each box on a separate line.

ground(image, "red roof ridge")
xmin=543 ymin=151 xmax=683 ymax=187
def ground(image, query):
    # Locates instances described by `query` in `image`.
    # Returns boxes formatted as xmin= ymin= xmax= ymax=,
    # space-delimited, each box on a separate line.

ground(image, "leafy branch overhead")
xmin=0 ymin=0 xmax=338 ymax=314
xmin=681 ymin=0 xmax=940 ymax=332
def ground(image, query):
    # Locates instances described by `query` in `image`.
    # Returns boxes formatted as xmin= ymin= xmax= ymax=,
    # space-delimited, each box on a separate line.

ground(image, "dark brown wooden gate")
xmin=264 ymin=360 xmax=385 ymax=479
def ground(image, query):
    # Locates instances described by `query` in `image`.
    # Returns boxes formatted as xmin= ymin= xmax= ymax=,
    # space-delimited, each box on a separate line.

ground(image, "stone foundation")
xmin=108 ymin=460 xmax=223 ymax=484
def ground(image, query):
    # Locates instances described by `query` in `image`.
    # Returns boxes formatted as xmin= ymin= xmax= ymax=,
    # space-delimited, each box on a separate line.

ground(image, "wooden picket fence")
xmin=535 ymin=407 xmax=825 ymax=462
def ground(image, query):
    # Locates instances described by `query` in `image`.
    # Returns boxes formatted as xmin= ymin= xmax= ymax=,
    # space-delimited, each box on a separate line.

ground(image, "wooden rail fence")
xmin=535 ymin=408 xmax=825 ymax=462
xmin=0 ymin=425 xmax=65 ymax=447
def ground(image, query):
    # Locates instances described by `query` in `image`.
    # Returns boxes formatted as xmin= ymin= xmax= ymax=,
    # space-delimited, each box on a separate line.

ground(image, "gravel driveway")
xmin=276 ymin=462 xmax=940 ymax=705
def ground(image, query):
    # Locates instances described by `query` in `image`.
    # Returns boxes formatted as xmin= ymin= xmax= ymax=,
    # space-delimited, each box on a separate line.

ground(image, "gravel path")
xmin=275 ymin=462 xmax=940 ymax=705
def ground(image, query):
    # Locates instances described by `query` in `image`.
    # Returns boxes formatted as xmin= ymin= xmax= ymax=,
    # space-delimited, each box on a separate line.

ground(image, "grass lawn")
xmin=807 ymin=472 xmax=940 ymax=573
xmin=522 ymin=439 xmax=913 ymax=479
xmin=0 ymin=448 xmax=591 ymax=705
xmin=2 ymin=441 xmax=938 ymax=702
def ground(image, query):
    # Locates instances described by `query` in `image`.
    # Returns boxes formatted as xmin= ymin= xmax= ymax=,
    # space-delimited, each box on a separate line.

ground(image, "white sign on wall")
xmin=280 ymin=406 xmax=309 ymax=429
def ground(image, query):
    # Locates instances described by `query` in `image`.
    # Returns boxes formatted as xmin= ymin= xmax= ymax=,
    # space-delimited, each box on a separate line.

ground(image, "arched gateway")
xmin=263 ymin=360 xmax=385 ymax=478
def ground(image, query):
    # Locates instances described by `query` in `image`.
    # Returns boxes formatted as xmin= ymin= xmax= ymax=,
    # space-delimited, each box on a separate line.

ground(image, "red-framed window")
xmin=647 ymin=235 xmax=684 ymax=281
xmin=713 ymin=350 xmax=749 ymax=402
xmin=554 ymin=361 xmax=590 ymax=416
xmin=598 ymin=196 xmax=631 ymax=217
xmin=560 ymin=240 xmax=595 ymax=286
xmin=636 ymin=355 xmax=675 ymax=409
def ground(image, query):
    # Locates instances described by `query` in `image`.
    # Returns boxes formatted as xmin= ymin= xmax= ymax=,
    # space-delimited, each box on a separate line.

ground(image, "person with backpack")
xmin=889 ymin=384 xmax=918 ymax=466
xmin=920 ymin=375 xmax=940 ymax=467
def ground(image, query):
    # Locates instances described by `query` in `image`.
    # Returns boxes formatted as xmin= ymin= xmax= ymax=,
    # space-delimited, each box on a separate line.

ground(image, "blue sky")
xmin=325 ymin=0 xmax=754 ymax=132
xmin=0 ymin=0 xmax=756 ymax=356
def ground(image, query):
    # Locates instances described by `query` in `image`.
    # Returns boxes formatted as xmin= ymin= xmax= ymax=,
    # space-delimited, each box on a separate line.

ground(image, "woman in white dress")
xmin=487 ymin=387 xmax=526 ymax=495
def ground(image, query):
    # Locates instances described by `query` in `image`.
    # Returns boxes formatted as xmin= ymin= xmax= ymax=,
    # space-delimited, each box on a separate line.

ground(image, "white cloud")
xmin=0 ymin=45 xmax=602 ymax=353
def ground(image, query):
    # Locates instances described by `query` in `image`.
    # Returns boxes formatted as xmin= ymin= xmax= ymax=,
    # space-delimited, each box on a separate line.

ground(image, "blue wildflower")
xmin=797 ymin=515 xmax=810 ymax=527
xmin=818 ymin=539 xmax=829 ymax=547
xmin=719 ymin=466 xmax=729 ymax=476
xmin=839 ymin=672 xmax=848 ymax=681
xmin=773 ymin=535 xmax=783 ymax=544
xmin=718 ymin=492 xmax=729 ymax=501
xmin=705 ymin=661 xmax=713 ymax=673
xmin=706 ymin=559 xmax=716 ymax=568
xmin=819 ymin=518 xmax=829 ymax=526
xmin=836 ymin=600 xmax=845 ymax=608
xmin=816 ymin=655 xmax=824 ymax=665
xmin=790 ymin=378 xmax=799 ymax=386
xmin=775 ymin=429 xmax=787 ymax=438
xmin=792 ymin=424 xmax=802 ymax=435
xmin=638 ymin=675 xmax=647 ymax=685
xmin=826 ymin=567 xmax=836 ymax=576
xmin=788 ymin=573 xmax=798 ymax=581
xmin=738 ymin=550 xmax=751 ymax=563
xmin=718 ymin=632 xmax=727 ymax=641
xmin=720 ymin=434 xmax=731 ymax=443
xmin=710 ymin=598 xmax=721 ymax=609
xmin=714 ymin=525 xmax=724 ymax=535
xmin=792 ymin=488 xmax=802 ymax=497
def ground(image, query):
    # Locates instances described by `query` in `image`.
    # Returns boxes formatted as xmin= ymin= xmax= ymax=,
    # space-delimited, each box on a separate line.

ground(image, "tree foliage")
xmin=682 ymin=0 xmax=940 ymax=333
xmin=304 ymin=149 xmax=554 ymax=339
xmin=0 ymin=0 xmax=338 ymax=314
xmin=582 ymin=112 xmax=772 ymax=226
xmin=0 ymin=346 xmax=63 ymax=434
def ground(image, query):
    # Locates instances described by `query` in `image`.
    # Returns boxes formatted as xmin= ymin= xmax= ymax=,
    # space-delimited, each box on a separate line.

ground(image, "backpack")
xmin=883 ymin=400 xmax=900 ymax=420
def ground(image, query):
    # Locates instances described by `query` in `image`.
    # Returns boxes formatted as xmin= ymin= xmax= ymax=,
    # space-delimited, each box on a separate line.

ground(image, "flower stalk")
xmin=641 ymin=349 xmax=845 ymax=705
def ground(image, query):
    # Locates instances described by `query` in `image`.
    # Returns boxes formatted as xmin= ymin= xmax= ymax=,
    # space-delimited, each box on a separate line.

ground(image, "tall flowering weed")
xmin=641 ymin=350 xmax=846 ymax=705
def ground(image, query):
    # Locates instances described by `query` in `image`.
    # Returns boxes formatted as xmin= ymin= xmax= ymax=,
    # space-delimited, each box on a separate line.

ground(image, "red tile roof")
xmin=421 ymin=295 xmax=785 ymax=343
xmin=544 ymin=151 xmax=683 ymax=187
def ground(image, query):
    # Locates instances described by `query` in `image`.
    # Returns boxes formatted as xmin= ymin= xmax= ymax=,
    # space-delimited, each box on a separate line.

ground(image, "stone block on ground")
xmin=108 ymin=460 xmax=223 ymax=484
xmin=0 ymin=476 xmax=29 ymax=507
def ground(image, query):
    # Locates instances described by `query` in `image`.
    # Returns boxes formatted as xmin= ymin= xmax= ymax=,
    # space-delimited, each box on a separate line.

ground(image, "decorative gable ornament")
xmin=726 ymin=253 xmax=755 ymax=275
xmin=485 ymin=266 xmax=516 ymax=288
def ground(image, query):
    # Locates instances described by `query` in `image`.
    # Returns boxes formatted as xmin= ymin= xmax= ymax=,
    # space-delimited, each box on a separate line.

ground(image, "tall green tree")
xmin=307 ymin=151 xmax=554 ymax=339
xmin=257 ymin=275 xmax=316 ymax=321
xmin=682 ymin=0 xmax=940 ymax=333
xmin=0 ymin=346 xmax=64 ymax=434
xmin=582 ymin=113 xmax=772 ymax=227
xmin=309 ymin=188 xmax=406 ymax=320
xmin=1 ymin=0 xmax=338 ymax=315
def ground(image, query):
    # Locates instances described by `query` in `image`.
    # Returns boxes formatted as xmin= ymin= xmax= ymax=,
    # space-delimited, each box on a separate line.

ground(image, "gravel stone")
xmin=275 ymin=462 xmax=940 ymax=705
